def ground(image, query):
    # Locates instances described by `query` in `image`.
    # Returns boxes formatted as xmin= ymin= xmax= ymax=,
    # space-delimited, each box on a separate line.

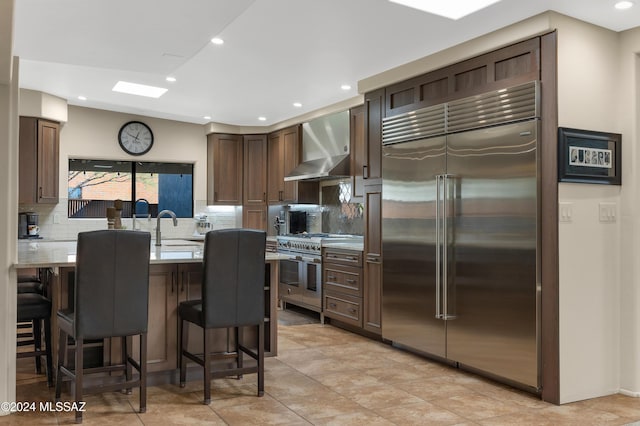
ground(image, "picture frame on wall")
xmin=558 ymin=127 xmax=622 ymax=185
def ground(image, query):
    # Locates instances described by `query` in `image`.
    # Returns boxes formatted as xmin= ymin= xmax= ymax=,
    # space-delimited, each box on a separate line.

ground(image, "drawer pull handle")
xmin=349 ymin=308 xmax=357 ymax=314
xmin=287 ymin=288 xmax=292 ymax=294
xmin=327 ymin=275 xmax=337 ymax=280
xmin=329 ymin=303 xmax=337 ymax=308
xmin=346 ymin=279 xmax=356 ymax=284
xmin=347 ymin=257 xmax=357 ymax=261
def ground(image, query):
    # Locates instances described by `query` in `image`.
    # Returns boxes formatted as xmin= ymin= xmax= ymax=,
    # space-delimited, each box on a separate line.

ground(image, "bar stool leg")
xmin=34 ymin=319 xmax=42 ymax=374
xmin=55 ymin=329 xmax=67 ymax=401
xmin=75 ymin=338 xmax=84 ymax=424
xmin=43 ymin=316 xmax=53 ymax=387
xmin=179 ymin=318 xmax=188 ymax=387
xmin=140 ymin=333 xmax=147 ymax=413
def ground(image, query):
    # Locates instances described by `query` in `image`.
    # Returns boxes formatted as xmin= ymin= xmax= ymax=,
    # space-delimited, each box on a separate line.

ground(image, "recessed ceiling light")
xmin=203 ymin=116 xmax=211 ymax=120
xmin=388 ymin=0 xmax=502 ymax=20
xmin=341 ymin=84 xmax=351 ymax=91
xmin=258 ymin=116 xmax=267 ymax=121
xmin=112 ymin=81 xmax=167 ymax=98
xmin=166 ymin=76 xmax=177 ymax=82
xmin=211 ymin=37 xmax=224 ymax=45
xmin=293 ymin=102 xmax=302 ymax=108
xmin=77 ymin=95 xmax=87 ymax=101
xmin=615 ymin=0 xmax=634 ymax=9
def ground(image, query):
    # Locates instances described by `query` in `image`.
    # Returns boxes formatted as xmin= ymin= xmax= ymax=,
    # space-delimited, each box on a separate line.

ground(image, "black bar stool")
xmin=16 ymin=272 xmax=47 ymax=374
xmin=178 ymin=228 xmax=266 ymax=404
xmin=17 ymin=292 xmax=53 ymax=387
xmin=55 ymin=230 xmax=151 ymax=424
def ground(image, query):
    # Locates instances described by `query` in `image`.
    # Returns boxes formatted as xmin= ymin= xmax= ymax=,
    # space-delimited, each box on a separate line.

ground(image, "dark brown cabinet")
xmin=384 ymin=38 xmax=541 ymax=117
xmin=243 ymin=134 xmax=268 ymax=230
xmin=267 ymin=126 xmax=299 ymax=203
xmin=363 ymin=89 xmax=383 ymax=182
xmin=267 ymin=125 xmax=318 ymax=204
xmin=323 ymin=248 xmax=363 ymax=329
xmin=19 ymin=117 xmax=60 ymax=204
xmin=350 ymin=105 xmax=365 ymax=199
xmin=363 ymin=181 xmax=382 ymax=334
xmin=207 ymin=133 xmax=243 ymax=205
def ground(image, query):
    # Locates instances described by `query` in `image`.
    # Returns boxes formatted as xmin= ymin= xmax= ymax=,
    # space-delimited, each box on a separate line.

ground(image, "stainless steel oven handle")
xmin=300 ymin=256 xmax=320 ymax=263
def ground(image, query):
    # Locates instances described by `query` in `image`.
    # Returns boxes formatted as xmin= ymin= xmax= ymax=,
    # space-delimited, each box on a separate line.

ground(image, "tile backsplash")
xmin=19 ymin=199 xmax=240 ymax=241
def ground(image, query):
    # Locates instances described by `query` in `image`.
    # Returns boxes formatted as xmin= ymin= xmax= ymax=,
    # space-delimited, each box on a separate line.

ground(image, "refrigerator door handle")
xmin=435 ymin=174 xmax=442 ymax=319
xmin=443 ymin=173 xmax=457 ymax=320
xmin=442 ymin=173 xmax=449 ymax=320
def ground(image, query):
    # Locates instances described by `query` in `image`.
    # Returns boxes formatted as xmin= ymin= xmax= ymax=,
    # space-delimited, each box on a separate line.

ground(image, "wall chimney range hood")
xmin=285 ymin=110 xmax=351 ymax=181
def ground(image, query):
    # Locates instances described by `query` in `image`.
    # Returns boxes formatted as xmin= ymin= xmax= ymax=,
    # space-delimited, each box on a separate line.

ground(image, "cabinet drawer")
xmin=323 ymin=249 xmax=362 ymax=267
xmin=323 ymin=264 xmax=362 ymax=297
xmin=323 ymin=292 xmax=362 ymax=328
xmin=279 ymin=282 xmax=301 ymax=302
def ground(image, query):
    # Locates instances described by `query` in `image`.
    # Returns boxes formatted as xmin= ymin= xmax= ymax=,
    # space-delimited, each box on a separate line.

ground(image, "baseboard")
xmin=619 ymin=388 xmax=640 ymax=398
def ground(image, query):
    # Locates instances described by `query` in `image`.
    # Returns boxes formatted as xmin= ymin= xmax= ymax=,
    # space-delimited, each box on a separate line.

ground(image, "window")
xmin=68 ymin=159 xmax=193 ymax=218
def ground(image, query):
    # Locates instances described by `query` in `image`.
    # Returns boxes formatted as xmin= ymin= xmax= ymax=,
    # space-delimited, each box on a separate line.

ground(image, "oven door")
xmin=279 ymin=255 xmax=303 ymax=303
xmin=300 ymin=255 xmax=322 ymax=309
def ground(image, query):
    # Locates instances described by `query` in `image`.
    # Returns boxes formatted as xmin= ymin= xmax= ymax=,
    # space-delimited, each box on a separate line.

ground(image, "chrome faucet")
xmin=132 ymin=198 xmax=151 ymax=231
xmin=155 ymin=210 xmax=178 ymax=246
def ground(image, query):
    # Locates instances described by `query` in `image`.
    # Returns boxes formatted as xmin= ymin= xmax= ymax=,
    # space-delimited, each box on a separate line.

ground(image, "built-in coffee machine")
xmin=18 ymin=212 xmax=41 ymax=239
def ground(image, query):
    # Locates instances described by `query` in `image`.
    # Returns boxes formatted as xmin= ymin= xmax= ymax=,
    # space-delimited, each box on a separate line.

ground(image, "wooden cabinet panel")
xmin=147 ymin=264 xmax=178 ymax=372
xmin=207 ymin=133 xmax=243 ymax=205
xmin=281 ymin=126 xmax=300 ymax=203
xmin=323 ymin=248 xmax=362 ymax=268
xmin=363 ymin=182 xmax=382 ymax=334
xmin=243 ymin=134 xmax=267 ymax=205
xmin=324 ymin=264 xmax=362 ymax=298
xmin=324 ymin=292 xmax=362 ymax=328
xmin=350 ymin=105 xmax=365 ymax=199
xmin=243 ymin=205 xmax=267 ymax=230
xmin=19 ymin=117 xmax=59 ymax=204
xmin=385 ymin=37 xmax=541 ymax=117
xmin=364 ymin=89 xmax=383 ymax=181
xmin=266 ymin=125 xmax=317 ymax=204
xmin=267 ymin=131 xmax=283 ymax=203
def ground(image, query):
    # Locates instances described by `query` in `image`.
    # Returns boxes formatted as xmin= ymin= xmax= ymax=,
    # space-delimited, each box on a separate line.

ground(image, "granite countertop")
xmin=16 ymin=239 xmax=283 ymax=268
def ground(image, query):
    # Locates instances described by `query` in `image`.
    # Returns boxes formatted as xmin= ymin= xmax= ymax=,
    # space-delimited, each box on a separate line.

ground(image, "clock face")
xmin=118 ymin=121 xmax=154 ymax=155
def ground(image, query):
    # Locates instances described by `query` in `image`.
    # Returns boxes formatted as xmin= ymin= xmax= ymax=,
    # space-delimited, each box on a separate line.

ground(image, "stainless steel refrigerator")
xmin=381 ymin=82 xmax=540 ymax=390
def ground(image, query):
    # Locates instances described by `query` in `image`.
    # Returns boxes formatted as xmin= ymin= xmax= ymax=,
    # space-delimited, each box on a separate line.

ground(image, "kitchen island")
xmin=15 ymin=239 xmax=281 ymax=379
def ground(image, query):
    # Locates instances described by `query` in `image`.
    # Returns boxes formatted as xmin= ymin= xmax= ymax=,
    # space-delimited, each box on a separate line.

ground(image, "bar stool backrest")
xmin=75 ymin=230 xmax=151 ymax=339
xmin=202 ymin=229 xmax=266 ymax=329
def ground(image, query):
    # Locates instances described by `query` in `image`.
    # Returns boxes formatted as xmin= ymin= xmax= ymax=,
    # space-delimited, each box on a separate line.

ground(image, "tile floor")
xmin=3 ymin=309 xmax=640 ymax=425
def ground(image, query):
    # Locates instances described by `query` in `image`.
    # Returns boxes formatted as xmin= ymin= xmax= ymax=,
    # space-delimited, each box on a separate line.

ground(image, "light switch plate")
xmin=599 ymin=202 xmax=617 ymax=223
xmin=559 ymin=202 xmax=573 ymax=223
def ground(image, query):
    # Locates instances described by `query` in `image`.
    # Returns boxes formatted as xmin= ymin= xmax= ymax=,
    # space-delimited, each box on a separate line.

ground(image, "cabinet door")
xmin=19 ymin=117 xmax=59 ymax=204
xmin=207 ymin=133 xmax=243 ymax=205
xmin=147 ymin=264 xmax=178 ymax=372
xmin=243 ymin=205 xmax=267 ymax=230
xmin=37 ymin=120 xmax=60 ymax=203
xmin=364 ymin=89 xmax=383 ymax=181
xmin=243 ymin=134 xmax=267 ymax=205
xmin=363 ymin=182 xmax=382 ymax=334
xmin=267 ymin=131 xmax=283 ymax=203
xmin=281 ymin=125 xmax=300 ymax=203
xmin=350 ymin=105 xmax=365 ymax=199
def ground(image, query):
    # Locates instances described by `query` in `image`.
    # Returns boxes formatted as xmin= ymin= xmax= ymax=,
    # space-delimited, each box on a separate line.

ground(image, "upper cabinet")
xmin=267 ymin=125 xmax=318 ymax=205
xmin=19 ymin=117 xmax=60 ymax=204
xmin=350 ymin=105 xmax=365 ymax=199
xmin=243 ymin=134 xmax=268 ymax=230
xmin=385 ymin=38 xmax=540 ymax=117
xmin=207 ymin=133 xmax=243 ymax=205
xmin=363 ymin=89 xmax=383 ymax=182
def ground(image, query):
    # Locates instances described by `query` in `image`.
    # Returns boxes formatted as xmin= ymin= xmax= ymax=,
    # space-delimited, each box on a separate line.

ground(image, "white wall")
xmin=0 ymin=56 xmax=19 ymax=414
xmin=553 ymin=13 xmax=623 ymax=404
xmin=618 ymin=27 xmax=640 ymax=397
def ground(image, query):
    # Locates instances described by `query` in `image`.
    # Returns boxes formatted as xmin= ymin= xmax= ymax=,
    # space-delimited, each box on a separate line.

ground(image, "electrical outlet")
xmin=53 ymin=214 xmax=61 ymax=224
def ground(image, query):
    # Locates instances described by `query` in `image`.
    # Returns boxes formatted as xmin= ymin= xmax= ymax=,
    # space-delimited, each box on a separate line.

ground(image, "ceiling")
xmin=12 ymin=0 xmax=640 ymax=126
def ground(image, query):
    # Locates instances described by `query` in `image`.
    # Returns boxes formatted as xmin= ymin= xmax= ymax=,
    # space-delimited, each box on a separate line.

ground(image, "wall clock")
xmin=118 ymin=121 xmax=154 ymax=156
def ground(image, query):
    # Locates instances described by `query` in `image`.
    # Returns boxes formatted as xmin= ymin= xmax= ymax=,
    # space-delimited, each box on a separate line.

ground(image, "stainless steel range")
xmin=277 ymin=233 xmax=361 ymax=315
xmin=277 ymin=234 xmax=325 ymax=314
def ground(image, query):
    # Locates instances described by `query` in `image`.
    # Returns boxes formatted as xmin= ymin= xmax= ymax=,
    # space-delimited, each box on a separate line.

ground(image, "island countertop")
xmin=16 ymin=239 xmax=284 ymax=269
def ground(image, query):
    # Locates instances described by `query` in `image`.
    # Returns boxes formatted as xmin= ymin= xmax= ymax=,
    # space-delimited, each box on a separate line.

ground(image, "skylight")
xmin=389 ymin=0 xmax=502 ymax=20
xmin=112 ymin=81 xmax=168 ymax=98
